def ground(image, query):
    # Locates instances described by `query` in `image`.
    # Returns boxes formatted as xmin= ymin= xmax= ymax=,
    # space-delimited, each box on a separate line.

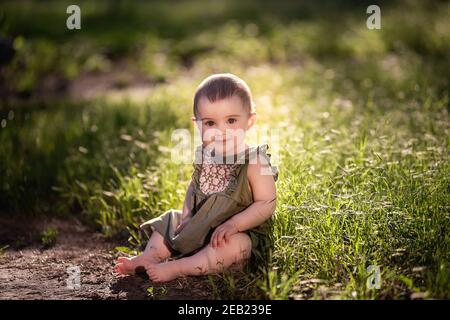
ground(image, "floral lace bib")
xmin=198 ymin=147 xmax=240 ymax=195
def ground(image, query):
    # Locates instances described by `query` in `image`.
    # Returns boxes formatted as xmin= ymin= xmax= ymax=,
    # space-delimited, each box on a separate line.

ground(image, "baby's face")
xmin=193 ymin=95 xmax=256 ymax=155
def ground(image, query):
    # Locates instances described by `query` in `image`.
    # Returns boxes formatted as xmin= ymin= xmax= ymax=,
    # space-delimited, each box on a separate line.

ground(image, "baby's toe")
xmin=117 ymin=257 xmax=129 ymax=263
xmin=147 ymin=273 xmax=155 ymax=281
xmin=146 ymin=268 xmax=157 ymax=281
xmin=145 ymin=266 xmax=154 ymax=276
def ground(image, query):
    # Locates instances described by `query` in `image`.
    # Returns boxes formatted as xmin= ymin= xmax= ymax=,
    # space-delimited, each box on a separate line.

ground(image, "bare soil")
xmin=0 ymin=216 xmax=220 ymax=300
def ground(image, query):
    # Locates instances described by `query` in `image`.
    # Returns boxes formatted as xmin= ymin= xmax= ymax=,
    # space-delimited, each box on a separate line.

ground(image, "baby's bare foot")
xmin=146 ymin=261 xmax=182 ymax=283
xmin=114 ymin=255 xmax=158 ymax=275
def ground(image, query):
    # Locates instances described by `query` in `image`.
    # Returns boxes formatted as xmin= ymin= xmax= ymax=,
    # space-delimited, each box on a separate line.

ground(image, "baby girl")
xmin=114 ymin=73 xmax=278 ymax=282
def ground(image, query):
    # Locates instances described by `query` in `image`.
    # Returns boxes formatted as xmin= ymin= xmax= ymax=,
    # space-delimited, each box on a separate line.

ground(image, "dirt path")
xmin=0 ymin=217 xmax=215 ymax=300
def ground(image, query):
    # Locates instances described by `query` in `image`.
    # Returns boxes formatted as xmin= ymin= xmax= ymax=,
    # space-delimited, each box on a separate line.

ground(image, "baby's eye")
xmin=205 ymin=121 xmax=215 ymax=127
xmin=227 ymin=118 xmax=237 ymax=124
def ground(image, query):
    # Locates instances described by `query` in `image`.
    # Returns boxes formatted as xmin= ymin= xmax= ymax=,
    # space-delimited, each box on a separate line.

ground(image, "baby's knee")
xmin=220 ymin=232 xmax=252 ymax=261
xmin=231 ymin=232 xmax=252 ymax=260
xmin=204 ymin=233 xmax=252 ymax=272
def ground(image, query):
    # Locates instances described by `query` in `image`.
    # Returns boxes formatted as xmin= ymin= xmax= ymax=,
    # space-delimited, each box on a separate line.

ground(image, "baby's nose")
xmin=216 ymin=126 xmax=227 ymax=136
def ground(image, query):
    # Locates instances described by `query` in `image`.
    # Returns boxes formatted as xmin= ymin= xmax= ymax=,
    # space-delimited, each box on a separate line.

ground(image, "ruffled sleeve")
xmin=248 ymin=144 xmax=279 ymax=182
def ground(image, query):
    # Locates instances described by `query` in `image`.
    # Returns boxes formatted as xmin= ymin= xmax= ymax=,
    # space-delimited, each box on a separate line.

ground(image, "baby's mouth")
xmin=214 ymin=137 xmax=230 ymax=143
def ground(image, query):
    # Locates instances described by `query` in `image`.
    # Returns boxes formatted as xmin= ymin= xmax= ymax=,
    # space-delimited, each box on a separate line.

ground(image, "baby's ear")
xmin=192 ymin=116 xmax=202 ymax=132
xmin=247 ymin=112 xmax=257 ymax=129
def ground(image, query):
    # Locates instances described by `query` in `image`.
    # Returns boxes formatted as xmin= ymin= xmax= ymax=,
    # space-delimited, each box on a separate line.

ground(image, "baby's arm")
xmin=229 ymin=159 xmax=277 ymax=230
xmin=210 ymin=157 xmax=277 ymax=248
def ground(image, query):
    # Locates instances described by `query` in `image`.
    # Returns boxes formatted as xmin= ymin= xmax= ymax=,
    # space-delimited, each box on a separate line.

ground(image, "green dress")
xmin=140 ymin=143 xmax=279 ymax=263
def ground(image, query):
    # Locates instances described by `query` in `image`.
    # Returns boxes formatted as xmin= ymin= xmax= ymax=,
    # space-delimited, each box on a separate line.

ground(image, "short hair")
xmin=193 ymin=73 xmax=255 ymax=118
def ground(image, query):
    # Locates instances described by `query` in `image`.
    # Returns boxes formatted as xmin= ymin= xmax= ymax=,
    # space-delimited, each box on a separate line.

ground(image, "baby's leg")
xmin=115 ymin=230 xmax=172 ymax=275
xmin=146 ymin=232 xmax=252 ymax=282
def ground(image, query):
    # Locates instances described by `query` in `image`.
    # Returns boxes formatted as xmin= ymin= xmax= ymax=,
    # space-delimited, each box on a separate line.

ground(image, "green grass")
xmin=40 ymin=227 xmax=58 ymax=247
xmin=0 ymin=0 xmax=449 ymax=299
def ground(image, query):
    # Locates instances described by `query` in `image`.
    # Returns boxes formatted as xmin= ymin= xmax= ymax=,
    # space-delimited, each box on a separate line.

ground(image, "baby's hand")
xmin=210 ymin=220 xmax=239 ymax=248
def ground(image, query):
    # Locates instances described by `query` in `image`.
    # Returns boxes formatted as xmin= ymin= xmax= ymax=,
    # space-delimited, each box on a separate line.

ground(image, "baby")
xmin=114 ymin=73 xmax=278 ymax=282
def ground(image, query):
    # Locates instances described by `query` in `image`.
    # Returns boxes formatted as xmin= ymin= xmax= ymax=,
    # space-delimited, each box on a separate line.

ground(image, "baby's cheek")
xmin=232 ymin=128 xmax=246 ymax=138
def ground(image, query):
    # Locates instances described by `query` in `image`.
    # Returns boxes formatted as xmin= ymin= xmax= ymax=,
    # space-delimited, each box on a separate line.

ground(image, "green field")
xmin=0 ymin=0 xmax=449 ymax=299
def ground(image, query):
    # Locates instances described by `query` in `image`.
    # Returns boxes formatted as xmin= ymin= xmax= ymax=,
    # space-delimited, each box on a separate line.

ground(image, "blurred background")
xmin=0 ymin=0 xmax=449 ymax=299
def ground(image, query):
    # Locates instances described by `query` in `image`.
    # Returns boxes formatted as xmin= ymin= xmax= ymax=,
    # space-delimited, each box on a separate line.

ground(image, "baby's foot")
xmin=146 ymin=261 xmax=182 ymax=283
xmin=114 ymin=255 xmax=158 ymax=275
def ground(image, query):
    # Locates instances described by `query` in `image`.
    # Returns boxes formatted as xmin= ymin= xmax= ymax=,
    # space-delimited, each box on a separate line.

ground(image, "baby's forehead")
xmin=197 ymin=95 xmax=246 ymax=118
